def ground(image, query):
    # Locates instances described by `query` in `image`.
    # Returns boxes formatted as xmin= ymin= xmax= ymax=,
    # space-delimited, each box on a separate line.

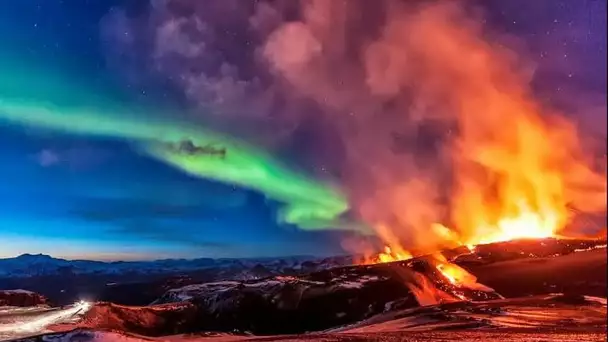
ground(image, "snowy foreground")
xmin=0 ymin=239 xmax=605 ymax=342
xmin=1 ymin=294 xmax=606 ymax=342
xmin=0 ymin=301 xmax=89 ymax=341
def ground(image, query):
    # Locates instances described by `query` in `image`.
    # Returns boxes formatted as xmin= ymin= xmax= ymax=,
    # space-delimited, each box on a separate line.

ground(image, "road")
xmin=0 ymin=301 xmax=89 ymax=341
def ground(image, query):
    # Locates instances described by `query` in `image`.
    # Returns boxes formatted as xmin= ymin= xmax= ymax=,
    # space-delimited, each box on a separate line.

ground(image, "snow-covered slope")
xmin=0 ymin=301 xmax=90 ymax=341
xmin=6 ymin=294 xmax=607 ymax=342
xmin=63 ymin=258 xmax=500 ymax=336
xmin=1 ymin=239 xmax=606 ymax=341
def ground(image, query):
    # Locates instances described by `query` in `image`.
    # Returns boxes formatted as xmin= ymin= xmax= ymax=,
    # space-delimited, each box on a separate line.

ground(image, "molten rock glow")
xmin=376 ymin=245 xmax=413 ymax=263
xmin=354 ymin=1 xmax=607 ymax=255
xmin=431 ymin=253 xmax=497 ymax=294
xmin=421 ymin=4 xmax=606 ymax=246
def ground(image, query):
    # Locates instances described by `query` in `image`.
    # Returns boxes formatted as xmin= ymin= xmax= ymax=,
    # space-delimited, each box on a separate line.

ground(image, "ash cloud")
xmin=101 ymin=0 xmax=607 ymax=252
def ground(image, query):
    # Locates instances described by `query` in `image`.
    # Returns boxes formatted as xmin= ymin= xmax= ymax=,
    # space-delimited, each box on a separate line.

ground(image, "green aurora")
xmin=0 ymin=55 xmax=353 ymax=231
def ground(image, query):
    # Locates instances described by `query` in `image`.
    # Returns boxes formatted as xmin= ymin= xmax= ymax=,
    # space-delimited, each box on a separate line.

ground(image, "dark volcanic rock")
xmin=452 ymin=238 xmax=606 ymax=265
xmin=40 ymin=238 xmax=605 ymax=338
xmin=0 ymin=289 xmax=49 ymax=307
xmin=155 ymin=274 xmax=416 ymax=334
xmin=458 ymin=241 xmax=607 ymax=298
xmin=79 ymin=259 xmax=500 ymax=336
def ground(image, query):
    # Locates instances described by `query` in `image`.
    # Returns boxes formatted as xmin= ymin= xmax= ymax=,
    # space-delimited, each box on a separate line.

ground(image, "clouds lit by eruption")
xmin=101 ymin=0 xmax=606 ymax=255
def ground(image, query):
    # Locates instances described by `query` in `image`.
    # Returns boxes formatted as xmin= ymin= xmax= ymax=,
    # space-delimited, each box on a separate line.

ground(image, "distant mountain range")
xmin=0 ymin=253 xmax=354 ymax=278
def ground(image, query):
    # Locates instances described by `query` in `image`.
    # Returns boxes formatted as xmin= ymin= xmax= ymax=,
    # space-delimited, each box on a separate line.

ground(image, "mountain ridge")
xmin=3 ymin=253 xmax=321 ymax=263
xmin=0 ymin=253 xmax=354 ymax=278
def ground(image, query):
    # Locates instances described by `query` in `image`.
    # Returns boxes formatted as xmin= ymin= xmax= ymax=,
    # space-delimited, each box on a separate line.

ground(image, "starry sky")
xmin=0 ymin=0 xmax=605 ymax=261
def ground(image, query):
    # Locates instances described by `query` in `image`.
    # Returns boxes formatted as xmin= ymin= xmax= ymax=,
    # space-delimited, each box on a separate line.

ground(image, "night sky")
xmin=0 ymin=0 xmax=605 ymax=260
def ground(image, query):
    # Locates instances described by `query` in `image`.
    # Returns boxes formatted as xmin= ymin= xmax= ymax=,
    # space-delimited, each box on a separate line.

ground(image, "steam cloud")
xmin=102 ymin=0 xmax=605 ymax=253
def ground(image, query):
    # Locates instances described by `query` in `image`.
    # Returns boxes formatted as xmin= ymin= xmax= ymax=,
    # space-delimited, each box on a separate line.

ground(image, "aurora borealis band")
xmin=1 ymin=0 xmax=604 ymax=260
xmin=0 ymin=56 xmax=350 ymax=232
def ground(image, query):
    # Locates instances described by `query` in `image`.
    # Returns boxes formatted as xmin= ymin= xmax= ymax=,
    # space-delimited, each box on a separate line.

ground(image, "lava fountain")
xmin=359 ymin=2 xmax=606 ymax=259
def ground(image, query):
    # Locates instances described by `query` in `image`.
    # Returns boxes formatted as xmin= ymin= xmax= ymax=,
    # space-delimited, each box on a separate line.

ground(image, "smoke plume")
xmin=101 ymin=0 xmax=606 ymax=253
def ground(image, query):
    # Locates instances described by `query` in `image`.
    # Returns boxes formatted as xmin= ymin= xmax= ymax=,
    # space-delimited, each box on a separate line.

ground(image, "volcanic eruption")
xmin=92 ymin=0 xmax=607 ymax=258
xmin=95 ymin=0 xmax=607 ymax=306
xmin=329 ymin=1 xmax=608 ymax=262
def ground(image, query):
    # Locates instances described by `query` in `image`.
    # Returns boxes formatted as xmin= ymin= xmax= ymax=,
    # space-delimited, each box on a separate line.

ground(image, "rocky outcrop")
xmin=77 ymin=258 xmax=500 ymax=336
xmin=53 ymin=238 xmax=606 ymax=337
xmin=17 ymin=294 xmax=608 ymax=342
xmin=0 ymin=289 xmax=49 ymax=307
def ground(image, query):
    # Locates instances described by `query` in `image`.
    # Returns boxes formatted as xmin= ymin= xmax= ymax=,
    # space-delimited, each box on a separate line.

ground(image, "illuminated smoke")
xmin=106 ymin=0 xmax=605 ymax=252
xmin=1 ymin=0 xmax=604 ymax=254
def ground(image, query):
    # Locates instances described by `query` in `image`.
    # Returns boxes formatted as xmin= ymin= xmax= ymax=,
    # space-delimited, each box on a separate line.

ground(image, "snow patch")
xmin=583 ymin=296 xmax=607 ymax=306
xmin=574 ymin=244 xmax=607 ymax=252
xmin=2 ymin=289 xmax=34 ymax=295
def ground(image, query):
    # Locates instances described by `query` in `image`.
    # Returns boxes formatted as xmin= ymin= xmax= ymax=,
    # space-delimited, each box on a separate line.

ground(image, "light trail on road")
xmin=0 ymin=301 xmax=90 ymax=340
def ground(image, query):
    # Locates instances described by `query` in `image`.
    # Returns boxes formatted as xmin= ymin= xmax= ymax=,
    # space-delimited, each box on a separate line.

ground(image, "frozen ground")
xmin=4 ymin=294 xmax=606 ymax=341
xmin=0 ymin=302 xmax=89 ymax=340
xmin=0 ymin=242 xmax=605 ymax=342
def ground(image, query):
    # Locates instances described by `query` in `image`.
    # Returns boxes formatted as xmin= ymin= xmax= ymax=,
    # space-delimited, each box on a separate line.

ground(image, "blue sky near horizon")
xmin=0 ymin=1 xmax=282 ymax=260
xmin=0 ymin=0 xmax=605 ymax=261
xmin=0 ymin=125 xmax=352 ymax=260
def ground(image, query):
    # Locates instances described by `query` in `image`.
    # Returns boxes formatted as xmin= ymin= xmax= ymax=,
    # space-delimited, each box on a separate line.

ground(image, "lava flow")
xmin=376 ymin=246 xmax=413 ymax=263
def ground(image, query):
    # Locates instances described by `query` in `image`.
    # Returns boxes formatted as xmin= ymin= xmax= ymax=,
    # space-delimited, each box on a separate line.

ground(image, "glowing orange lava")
xmin=377 ymin=245 xmax=413 ymax=263
xmin=439 ymin=202 xmax=564 ymax=247
xmin=436 ymin=262 xmax=468 ymax=285
xmin=431 ymin=254 xmax=497 ymax=295
xmin=358 ymin=2 xmax=606 ymax=260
